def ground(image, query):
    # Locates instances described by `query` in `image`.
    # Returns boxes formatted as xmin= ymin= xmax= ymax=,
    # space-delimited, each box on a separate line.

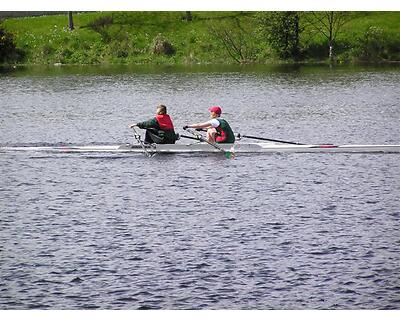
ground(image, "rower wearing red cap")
xmin=183 ymin=106 xmax=235 ymax=144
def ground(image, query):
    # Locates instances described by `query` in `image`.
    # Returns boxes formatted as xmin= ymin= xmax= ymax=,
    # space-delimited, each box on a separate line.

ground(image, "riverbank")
xmin=1 ymin=11 xmax=400 ymax=65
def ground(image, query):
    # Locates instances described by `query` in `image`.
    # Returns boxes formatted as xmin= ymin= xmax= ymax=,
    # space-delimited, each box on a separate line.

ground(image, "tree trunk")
xmin=68 ymin=11 xmax=74 ymax=30
xmin=293 ymin=13 xmax=300 ymax=61
xmin=328 ymin=12 xmax=334 ymax=60
xmin=184 ymin=11 xmax=192 ymax=22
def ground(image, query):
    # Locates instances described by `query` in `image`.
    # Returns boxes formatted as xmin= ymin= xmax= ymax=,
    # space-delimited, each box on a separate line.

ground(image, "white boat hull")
xmin=1 ymin=142 xmax=400 ymax=154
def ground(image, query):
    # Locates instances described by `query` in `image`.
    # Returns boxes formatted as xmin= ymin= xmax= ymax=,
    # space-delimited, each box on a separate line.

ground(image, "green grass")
xmin=1 ymin=11 xmax=400 ymax=65
xmin=347 ymin=12 xmax=400 ymax=36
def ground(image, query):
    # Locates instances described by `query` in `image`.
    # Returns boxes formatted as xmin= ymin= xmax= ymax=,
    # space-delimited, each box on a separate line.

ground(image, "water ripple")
xmin=1 ymin=67 xmax=400 ymax=309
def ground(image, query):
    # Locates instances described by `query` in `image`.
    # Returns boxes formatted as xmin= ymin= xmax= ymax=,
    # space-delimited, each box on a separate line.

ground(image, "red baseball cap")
xmin=208 ymin=106 xmax=222 ymax=115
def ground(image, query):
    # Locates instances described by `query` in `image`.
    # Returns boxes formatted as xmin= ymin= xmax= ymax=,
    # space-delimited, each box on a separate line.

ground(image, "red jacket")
xmin=156 ymin=114 xmax=174 ymax=130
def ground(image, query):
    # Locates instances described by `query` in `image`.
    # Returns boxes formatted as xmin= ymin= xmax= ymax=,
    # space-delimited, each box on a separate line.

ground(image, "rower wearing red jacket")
xmin=130 ymin=104 xmax=178 ymax=144
xmin=184 ymin=106 xmax=235 ymax=144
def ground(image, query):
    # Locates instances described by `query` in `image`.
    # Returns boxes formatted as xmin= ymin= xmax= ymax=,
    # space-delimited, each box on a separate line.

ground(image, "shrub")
xmin=257 ymin=12 xmax=302 ymax=61
xmin=151 ymin=34 xmax=175 ymax=55
xmin=107 ymin=40 xmax=130 ymax=59
xmin=55 ymin=47 xmax=73 ymax=63
xmin=209 ymin=18 xmax=259 ymax=64
xmin=355 ymin=26 xmax=389 ymax=62
xmin=0 ymin=27 xmax=18 ymax=62
xmin=386 ymin=38 xmax=400 ymax=60
xmin=87 ymin=16 xmax=113 ymax=43
xmin=41 ymin=43 xmax=55 ymax=56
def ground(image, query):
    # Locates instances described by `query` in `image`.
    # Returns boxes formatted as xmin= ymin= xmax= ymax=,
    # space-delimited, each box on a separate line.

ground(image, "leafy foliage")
xmin=303 ymin=12 xmax=350 ymax=59
xmin=151 ymin=34 xmax=175 ymax=55
xmin=209 ymin=17 xmax=259 ymax=63
xmin=0 ymin=26 xmax=19 ymax=62
xmin=87 ymin=15 xmax=113 ymax=43
xmin=257 ymin=12 xmax=301 ymax=61
xmin=1 ymin=12 xmax=400 ymax=65
xmin=354 ymin=26 xmax=389 ymax=61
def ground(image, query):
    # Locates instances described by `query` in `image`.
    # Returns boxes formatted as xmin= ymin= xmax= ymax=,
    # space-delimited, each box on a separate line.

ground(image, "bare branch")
xmin=305 ymin=11 xmax=351 ymax=59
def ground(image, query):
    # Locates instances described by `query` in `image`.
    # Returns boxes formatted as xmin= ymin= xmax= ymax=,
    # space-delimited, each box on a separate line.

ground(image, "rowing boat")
xmin=1 ymin=142 xmax=400 ymax=154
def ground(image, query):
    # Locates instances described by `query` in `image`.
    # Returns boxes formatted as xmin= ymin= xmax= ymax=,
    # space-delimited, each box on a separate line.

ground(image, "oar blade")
xmin=224 ymin=151 xmax=233 ymax=159
xmin=224 ymin=146 xmax=235 ymax=159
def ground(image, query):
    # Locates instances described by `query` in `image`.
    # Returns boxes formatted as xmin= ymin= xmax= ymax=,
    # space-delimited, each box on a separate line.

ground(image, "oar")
xmin=191 ymin=128 xmax=304 ymax=145
xmin=236 ymin=133 xmax=305 ymax=145
xmin=184 ymin=128 xmax=234 ymax=159
xmin=131 ymin=126 xmax=154 ymax=157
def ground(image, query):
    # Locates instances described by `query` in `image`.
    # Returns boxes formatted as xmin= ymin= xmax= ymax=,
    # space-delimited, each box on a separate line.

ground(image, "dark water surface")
xmin=0 ymin=65 xmax=399 ymax=309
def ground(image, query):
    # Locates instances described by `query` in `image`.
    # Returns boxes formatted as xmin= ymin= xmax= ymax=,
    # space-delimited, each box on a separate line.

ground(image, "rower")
xmin=130 ymin=104 xmax=178 ymax=144
xmin=183 ymin=106 xmax=235 ymax=144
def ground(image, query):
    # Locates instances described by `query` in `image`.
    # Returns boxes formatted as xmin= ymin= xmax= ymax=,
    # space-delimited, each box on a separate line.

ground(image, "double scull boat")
xmin=1 ymin=127 xmax=399 ymax=155
xmin=1 ymin=142 xmax=400 ymax=154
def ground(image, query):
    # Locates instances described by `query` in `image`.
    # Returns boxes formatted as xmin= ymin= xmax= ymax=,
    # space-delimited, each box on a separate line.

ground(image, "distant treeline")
xmin=0 ymin=12 xmax=66 ymax=18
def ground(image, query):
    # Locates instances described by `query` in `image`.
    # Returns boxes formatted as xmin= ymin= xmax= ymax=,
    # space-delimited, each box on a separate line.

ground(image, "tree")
xmin=183 ymin=11 xmax=192 ymax=22
xmin=257 ymin=12 xmax=302 ymax=61
xmin=68 ymin=11 xmax=74 ymax=30
xmin=209 ymin=18 xmax=257 ymax=64
xmin=305 ymin=12 xmax=349 ymax=60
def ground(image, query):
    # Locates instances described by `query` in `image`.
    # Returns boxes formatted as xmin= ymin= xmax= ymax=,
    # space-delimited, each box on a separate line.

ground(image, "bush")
xmin=0 ymin=27 xmax=18 ymax=62
xmin=386 ymin=38 xmax=400 ymax=61
xmin=151 ymin=34 xmax=175 ymax=55
xmin=209 ymin=18 xmax=259 ymax=64
xmin=257 ymin=12 xmax=301 ymax=61
xmin=41 ymin=43 xmax=55 ymax=56
xmin=354 ymin=26 xmax=389 ymax=62
xmin=107 ymin=40 xmax=130 ymax=59
xmin=87 ymin=16 xmax=113 ymax=43
xmin=303 ymin=42 xmax=327 ymax=59
xmin=55 ymin=47 xmax=73 ymax=63
xmin=304 ymin=39 xmax=352 ymax=62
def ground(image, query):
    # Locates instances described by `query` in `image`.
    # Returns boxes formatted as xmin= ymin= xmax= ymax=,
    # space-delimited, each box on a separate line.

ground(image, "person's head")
xmin=156 ymin=104 xmax=167 ymax=115
xmin=208 ymin=106 xmax=222 ymax=118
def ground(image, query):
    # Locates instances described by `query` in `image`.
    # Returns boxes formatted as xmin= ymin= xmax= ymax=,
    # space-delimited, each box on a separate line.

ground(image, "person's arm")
xmin=184 ymin=120 xmax=218 ymax=130
xmin=131 ymin=118 xmax=158 ymax=129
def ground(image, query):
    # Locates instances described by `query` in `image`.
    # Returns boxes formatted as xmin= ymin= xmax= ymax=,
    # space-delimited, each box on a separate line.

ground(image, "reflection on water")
xmin=2 ymin=63 xmax=400 ymax=77
xmin=0 ymin=65 xmax=399 ymax=309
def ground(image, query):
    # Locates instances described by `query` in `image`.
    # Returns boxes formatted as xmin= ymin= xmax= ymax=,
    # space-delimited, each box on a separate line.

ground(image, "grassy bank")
xmin=1 ymin=11 xmax=400 ymax=65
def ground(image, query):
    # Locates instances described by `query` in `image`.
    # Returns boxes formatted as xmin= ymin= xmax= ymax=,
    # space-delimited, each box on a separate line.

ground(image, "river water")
xmin=0 ymin=64 xmax=399 ymax=309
